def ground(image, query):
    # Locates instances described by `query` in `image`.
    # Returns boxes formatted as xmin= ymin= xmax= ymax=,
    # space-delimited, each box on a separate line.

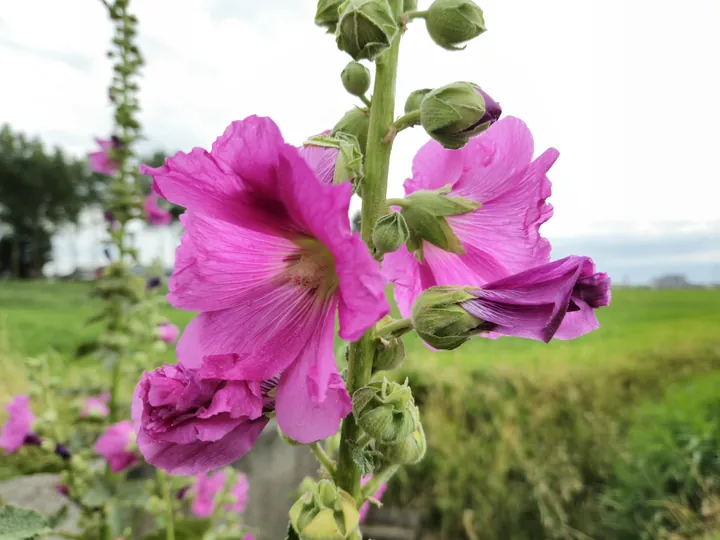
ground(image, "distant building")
xmin=651 ymin=274 xmax=697 ymax=289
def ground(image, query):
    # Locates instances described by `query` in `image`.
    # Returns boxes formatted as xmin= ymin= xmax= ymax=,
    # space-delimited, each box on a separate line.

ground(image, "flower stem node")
xmin=411 ymin=286 xmax=483 ymax=350
xmin=373 ymin=336 xmax=406 ymax=371
xmin=304 ymin=133 xmax=364 ymax=189
xmin=332 ymin=107 xmax=371 ymax=155
xmin=372 ymin=212 xmax=409 ymax=257
xmin=289 ymin=479 xmax=360 ymax=539
xmin=315 ymin=0 xmax=346 ymax=33
xmin=352 ymin=378 xmax=417 ymax=445
xmin=341 ymin=61 xmax=372 ymax=97
xmin=425 ymin=0 xmax=486 ymax=50
xmin=404 ymin=88 xmax=433 ymax=114
xmin=420 ymin=81 xmax=497 ymax=149
xmin=377 ymin=422 xmax=427 ymax=465
xmin=335 ymin=0 xmax=399 ymax=61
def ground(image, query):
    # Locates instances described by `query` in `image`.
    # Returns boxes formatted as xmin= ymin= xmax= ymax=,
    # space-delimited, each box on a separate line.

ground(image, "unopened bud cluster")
xmin=289 ymin=479 xmax=360 ymax=539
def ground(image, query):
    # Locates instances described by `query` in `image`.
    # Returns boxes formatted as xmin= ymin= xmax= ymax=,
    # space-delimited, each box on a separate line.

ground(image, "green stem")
xmin=361 ymin=465 xmax=399 ymax=500
xmin=405 ymin=10 xmax=428 ymax=21
xmin=355 ymin=433 xmax=372 ymax=449
xmin=376 ymin=317 xmax=413 ymax=338
xmin=385 ymin=197 xmax=409 ymax=209
xmin=108 ymin=356 xmax=123 ymax=423
xmin=309 ymin=442 xmax=337 ymax=477
xmin=158 ymin=470 xmax=176 ymax=540
xmin=336 ymin=2 xmax=404 ymax=501
xmin=360 ymin=95 xmax=372 ymax=108
xmin=392 ymin=110 xmax=421 ymax=132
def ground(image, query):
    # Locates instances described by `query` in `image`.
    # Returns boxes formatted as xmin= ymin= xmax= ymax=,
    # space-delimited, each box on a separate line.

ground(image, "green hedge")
xmin=386 ymin=344 xmax=720 ymax=539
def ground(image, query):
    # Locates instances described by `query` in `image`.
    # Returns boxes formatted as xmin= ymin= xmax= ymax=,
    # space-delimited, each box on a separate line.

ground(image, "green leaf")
xmin=351 ymin=443 xmax=377 ymax=476
xmin=285 ymin=521 xmax=301 ymax=540
xmin=0 ymin=504 xmax=48 ymax=540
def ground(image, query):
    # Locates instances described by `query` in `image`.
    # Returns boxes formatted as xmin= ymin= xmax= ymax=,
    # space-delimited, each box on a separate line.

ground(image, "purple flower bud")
xmin=474 ymin=87 xmax=502 ymax=126
xmin=23 ymin=433 xmax=42 ymax=446
xmin=55 ymin=443 xmax=72 ymax=461
xmin=146 ymin=276 xmax=162 ymax=289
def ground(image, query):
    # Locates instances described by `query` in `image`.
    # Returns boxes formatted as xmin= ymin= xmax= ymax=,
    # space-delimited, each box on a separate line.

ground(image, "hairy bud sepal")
xmin=304 ymin=133 xmax=364 ymax=190
xmin=372 ymin=212 xmax=409 ymax=257
xmin=341 ymin=61 xmax=371 ymax=97
xmin=378 ymin=422 xmax=427 ymax=465
xmin=420 ymin=81 xmax=488 ymax=149
xmin=333 ymin=107 xmax=370 ymax=155
xmin=426 ymin=0 xmax=486 ymax=51
xmin=353 ymin=378 xmax=417 ymax=445
xmin=315 ymin=0 xmax=345 ymax=33
xmin=289 ymin=479 xmax=359 ymax=539
xmin=404 ymin=88 xmax=433 ymax=114
xmin=336 ymin=0 xmax=398 ymax=61
xmin=373 ymin=336 xmax=406 ymax=371
xmin=411 ymin=286 xmax=484 ymax=350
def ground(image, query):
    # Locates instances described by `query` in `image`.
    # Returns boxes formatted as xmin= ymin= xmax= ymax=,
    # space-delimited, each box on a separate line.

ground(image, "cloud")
xmin=0 ymin=37 xmax=94 ymax=72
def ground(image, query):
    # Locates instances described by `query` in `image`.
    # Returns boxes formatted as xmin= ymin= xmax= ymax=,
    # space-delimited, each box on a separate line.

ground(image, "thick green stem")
xmin=376 ymin=317 xmax=413 ymax=338
xmin=336 ymin=0 xmax=404 ymax=502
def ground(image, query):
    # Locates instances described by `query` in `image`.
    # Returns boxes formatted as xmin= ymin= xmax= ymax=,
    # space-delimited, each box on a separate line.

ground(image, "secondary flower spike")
xmin=384 ymin=116 xmax=558 ymax=318
xmin=132 ymin=359 xmax=270 ymax=475
xmin=89 ymin=136 xmax=121 ymax=176
xmin=94 ymin=421 xmax=138 ymax=472
xmin=141 ymin=115 xmax=389 ymax=444
xmin=0 ymin=395 xmax=36 ymax=455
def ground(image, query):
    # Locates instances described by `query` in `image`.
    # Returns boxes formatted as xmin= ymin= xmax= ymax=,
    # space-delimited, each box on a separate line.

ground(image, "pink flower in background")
xmin=132 ymin=359 xmax=269 ymax=475
xmin=384 ymin=117 xmax=558 ymax=317
xmin=141 ymin=115 xmax=388 ymax=444
xmin=144 ymin=193 xmax=173 ymax=226
xmin=359 ymin=476 xmax=388 ymax=523
xmin=191 ymin=470 xmax=227 ymax=517
xmin=0 ymin=395 xmax=36 ymax=455
xmin=89 ymin=137 xmax=120 ymax=176
xmin=94 ymin=421 xmax=138 ymax=472
xmin=226 ymin=472 xmax=249 ymax=513
xmin=461 ymin=255 xmax=611 ymax=342
xmin=157 ymin=322 xmax=179 ymax=344
xmin=244 ymin=534 xmax=256 ymax=540
xmin=55 ymin=485 xmax=69 ymax=496
xmin=80 ymin=392 xmax=110 ymax=418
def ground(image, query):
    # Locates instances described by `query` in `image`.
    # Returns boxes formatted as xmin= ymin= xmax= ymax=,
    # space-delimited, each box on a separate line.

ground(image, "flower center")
xmin=286 ymin=239 xmax=338 ymax=293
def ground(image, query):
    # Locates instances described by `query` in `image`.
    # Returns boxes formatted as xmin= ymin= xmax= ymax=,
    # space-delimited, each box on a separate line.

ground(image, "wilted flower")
xmin=94 ymin=421 xmax=138 ymax=472
xmin=0 ymin=395 xmax=36 ymax=455
xmin=157 ymin=322 xmax=179 ymax=344
xmin=89 ymin=137 xmax=121 ymax=176
xmin=141 ymin=116 xmax=388 ymax=445
xmin=144 ymin=193 xmax=172 ymax=226
xmin=80 ymin=392 xmax=110 ymax=418
xmin=384 ymin=117 xmax=558 ymax=319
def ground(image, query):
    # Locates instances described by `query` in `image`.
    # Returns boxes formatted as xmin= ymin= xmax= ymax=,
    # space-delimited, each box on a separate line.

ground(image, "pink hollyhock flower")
xmin=384 ymin=116 xmax=558 ymax=318
xmin=80 ymin=392 xmax=110 ymax=418
xmin=94 ymin=421 xmax=138 ymax=472
xmin=0 ymin=395 xmax=36 ymax=455
xmin=359 ymin=476 xmax=388 ymax=523
xmin=461 ymin=255 xmax=611 ymax=342
xmin=140 ymin=115 xmax=388 ymax=443
xmin=157 ymin=322 xmax=179 ymax=344
xmin=89 ymin=137 xmax=120 ymax=176
xmin=191 ymin=470 xmax=226 ymax=517
xmin=298 ymin=131 xmax=359 ymax=186
xmin=144 ymin=193 xmax=173 ymax=226
xmin=56 ymin=484 xmax=69 ymax=496
xmin=244 ymin=535 xmax=256 ymax=540
xmin=132 ymin=358 xmax=270 ymax=475
xmin=227 ymin=472 xmax=249 ymax=513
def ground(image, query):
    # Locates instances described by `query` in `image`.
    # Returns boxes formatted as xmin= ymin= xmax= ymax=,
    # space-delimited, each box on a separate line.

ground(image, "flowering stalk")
xmin=158 ymin=470 xmax=176 ymax=540
xmin=336 ymin=0 xmax=405 ymax=501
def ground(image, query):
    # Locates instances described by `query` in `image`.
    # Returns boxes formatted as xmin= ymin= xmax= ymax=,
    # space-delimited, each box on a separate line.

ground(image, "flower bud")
xmin=373 ymin=336 xmax=406 ymax=371
xmin=426 ymin=0 xmax=486 ymax=50
xmin=304 ymin=133 xmax=364 ymax=189
xmin=372 ymin=212 xmax=409 ymax=256
xmin=352 ymin=378 xmax=417 ymax=444
xmin=404 ymin=0 xmax=418 ymax=10
xmin=289 ymin=479 xmax=360 ymax=539
xmin=411 ymin=286 xmax=483 ymax=350
xmin=404 ymin=88 xmax=432 ymax=114
xmin=378 ymin=423 xmax=426 ymax=465
xmin=336 ymin=0 xmax=398 ymax=61
xmin=420 ymin=81 xmax=494 ymax=149
xmin=332 ymin=107 xmax=370 ymax=154
xmin=341 ymin=61 xmax=371 ymax=97
xmin=315 ymin=0 xmax=345 ymax=33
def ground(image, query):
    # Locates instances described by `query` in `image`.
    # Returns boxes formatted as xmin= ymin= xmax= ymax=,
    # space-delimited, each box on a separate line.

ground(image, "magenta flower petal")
xmin=80 ymin=392 xmax=111 ymax=418
xmin=0 ymin=395 xmax=35 ymax=455
xmin=359 ymin=476 xmax=388 ymax=523
xmin=144 ymin=193 xmax=173 ymax=227
xmin=95 ymin=421 xmax=138 ymax=472
xmin=275 ymin=305 xmax=352 ymax=443
xmin=299 ymin=138 xmax=337 ymax=185
xmin=462 ymin=255 xmax=611 ymax=342
xmin=88 ymin=138 xmax=120 ymax=176
xmin=385 ymin=116 xmax=557 ymax=317
xmin=191 ymin=470 xmax=226 ymax=517
xmin=226 ymin=473 xmax=249 ymax=513
xmin=157 ymin=322 xmax=179 ymax=344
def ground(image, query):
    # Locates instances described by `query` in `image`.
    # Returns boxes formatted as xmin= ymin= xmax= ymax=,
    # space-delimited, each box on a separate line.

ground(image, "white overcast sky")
xmin=1 ymin=0 xmax=719 ymax=280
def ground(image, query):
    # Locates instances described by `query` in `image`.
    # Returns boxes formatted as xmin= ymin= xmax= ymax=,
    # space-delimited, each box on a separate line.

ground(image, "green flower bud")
xmin=404 ymin=88 xmax=433 ymax=114
xmin=303 ymin=133 xmax=364 ymax=190
xmin=372 ymin=212 xmax=409 ymax=256
xmin=341 ymin=61 xmax=371 ymax=97
xmin=378 ymin=422 xmax=427 ymax=465
xmin=352 ymin=378 xmax=417 ymax=444
xmin=373 ymin=336 xmax=406 ymax=371
xmin=411 ymin=286 xmax=484 ymax=350
xmin=336 ymin=0 xmax=398 ymax=61
xmin=426 ymin=0 xmax=486 ymax=50
xmin=289 ymin=479 xmax=359 ymax=539
xmin=420 ymin=81 xmax=488 ymax=149
xmin=404 ymin=0 xmax=418 ymax=10
xmin=315 ymin=0 xmax=345 ymax=32
xmin=332 ymin=107 xmax=370 ymax=155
